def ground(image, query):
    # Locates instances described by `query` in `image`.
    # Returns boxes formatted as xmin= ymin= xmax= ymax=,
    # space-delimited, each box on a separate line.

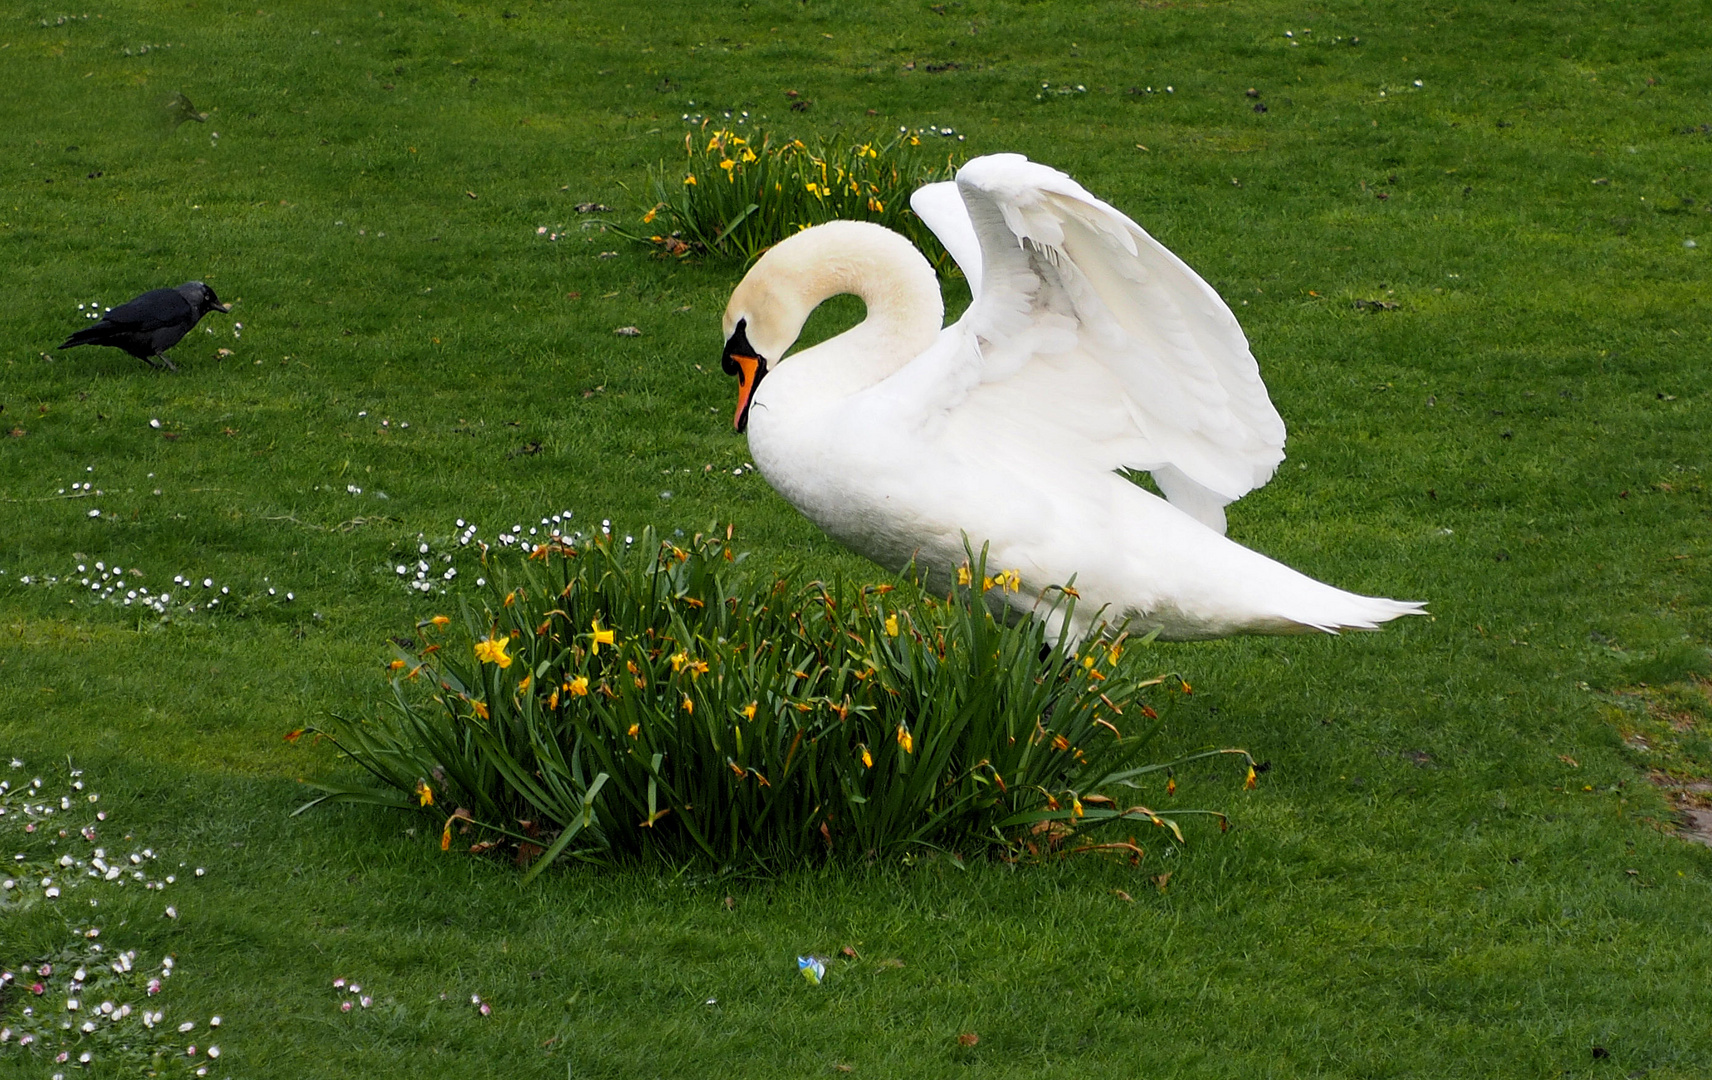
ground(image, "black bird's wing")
xmin=98 ymin=288 xmax=193 ymax=331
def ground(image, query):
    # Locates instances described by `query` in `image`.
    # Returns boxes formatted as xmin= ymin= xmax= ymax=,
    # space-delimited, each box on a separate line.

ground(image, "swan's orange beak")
xmin=721 ymin=318 xmax=769 ymax=433
xmin=728 ymin=353 xmax=763 ymax=432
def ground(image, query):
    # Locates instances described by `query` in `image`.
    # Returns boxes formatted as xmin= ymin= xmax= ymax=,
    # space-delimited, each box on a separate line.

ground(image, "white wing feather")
xmin=908 ymin=182 xmax=983 ymax=296
xmin=915 ymin=154 xmax=1286 ymax=531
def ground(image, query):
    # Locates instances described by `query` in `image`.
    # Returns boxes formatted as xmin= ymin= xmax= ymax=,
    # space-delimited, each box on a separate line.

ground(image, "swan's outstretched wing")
xmin=925 ymin=154 xmax=1286 ymax=531
xmin=909 ymin=182 xmax=983 ymax=297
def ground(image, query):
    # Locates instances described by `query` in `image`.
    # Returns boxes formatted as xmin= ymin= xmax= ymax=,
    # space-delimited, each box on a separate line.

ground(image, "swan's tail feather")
xmin=1237 ymin=556 xmax=1429 ymax=635
xmin=1286 ymin=596 xmax=1427 ymax=635
xmin=1181 ymin=543 xmax=1429 ymax=639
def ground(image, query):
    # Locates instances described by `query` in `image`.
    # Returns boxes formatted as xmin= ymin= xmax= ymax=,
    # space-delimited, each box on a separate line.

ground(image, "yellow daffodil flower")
xmin=627 ymin=723 xmax=640 ymax=739
xmin=860 ymin=745 xmax=872 ymax=769
xmin=719 ymin=158 xmax=736 ymax=174
xmin=997 ymin=569 xmax=1022 ymax=592
xmin=548 ymin=689 xmax=559 ymax=710
xmin=389 ymin=659 xmax=406 ymax=671
xmin=518 ymin=674 xmax=531 ymax=692
xmin=414 ymin=779 xmax=434 ymax=807
xmin=1245 ymin=765 xmax=1257 ymax=790
xmin=683 ymin=174 xmax=697 ymax=186
xmin=567 ymin=676 xmax=589 ymax=697
xmin=741 ymin=702 xmax=757 ymax=720
xmin=441 ymin=818 xmax=453 ymax=850
xmin=430 ymin=615 xmax=451 ymax=628
xmin=670 ymin=652 xmax=689 ymax=672
xmin=884 ymin=614 xmax=899 ymax=637
xmin=1051 ymin=734 xmax=1070 ymax=751
xmin=957 ymin=564 xmax=972 ymax=586
xmin=473 ymin=636 xmax=512 ymax=668
xmin=1073 ymin=797 xmax=1084 ymax=818
xmin=470 ymin=699 xmax=489 ymax=720
xmin=590 ymin=619 xmax=616 ymax=654
xmin=642 ymin=206 xmax=658 ymax=224
xmin=897 ymin=725 xmax=913 ymax=754
xmin=688 ymin=659 xmax=709 ymax=677
xmin=682 ymin=696 xmax=694 ymax=715
xmin=1166 ymin=776 xmax=1177 ymax=796
xmin=868 ymin=196 xmax=884 ymax=213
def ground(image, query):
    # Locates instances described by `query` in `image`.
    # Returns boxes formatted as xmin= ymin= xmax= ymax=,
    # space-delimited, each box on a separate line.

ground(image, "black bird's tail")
xmin=59 ymin=326 xmax=108 ymax=350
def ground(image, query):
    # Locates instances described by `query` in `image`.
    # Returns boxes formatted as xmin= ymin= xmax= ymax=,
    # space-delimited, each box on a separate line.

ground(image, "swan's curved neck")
xmin=735 ymin=221 xmax=944 ymax=390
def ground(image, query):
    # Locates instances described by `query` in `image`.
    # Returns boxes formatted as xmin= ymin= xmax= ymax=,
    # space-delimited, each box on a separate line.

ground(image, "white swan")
xmin=719 ymin=153 xmax=1424 ymax=642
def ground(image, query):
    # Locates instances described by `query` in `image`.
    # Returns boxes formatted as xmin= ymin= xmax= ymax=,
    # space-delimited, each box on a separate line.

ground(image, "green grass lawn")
xmin=3 ymin=0 xmax=1711 ymax=1076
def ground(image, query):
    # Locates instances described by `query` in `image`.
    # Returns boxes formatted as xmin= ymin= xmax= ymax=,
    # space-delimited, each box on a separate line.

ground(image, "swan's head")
xmin=721 ymin=238 xmax=819 ymax=433
xmin=720 ymin=220 xmax=940 ymax=432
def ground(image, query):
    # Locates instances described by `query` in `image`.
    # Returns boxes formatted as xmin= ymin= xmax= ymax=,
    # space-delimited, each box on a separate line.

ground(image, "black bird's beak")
xmin=721 ymin=319 xmax=768 ymax=434
xmin=215 ymin=302 xmax=232 ymax=313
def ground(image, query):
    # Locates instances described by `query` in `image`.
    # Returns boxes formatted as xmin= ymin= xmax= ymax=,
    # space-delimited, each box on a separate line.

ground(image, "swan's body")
xmin=720 ymin=154 xmax=1423 ymax=642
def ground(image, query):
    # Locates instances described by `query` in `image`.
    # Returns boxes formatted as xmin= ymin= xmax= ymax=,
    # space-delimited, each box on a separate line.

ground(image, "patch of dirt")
xmin=1645 ymin=773 xmax=1712 ymax=847
xmin=1608 ymin=675 xmax=1712 ymax=847
xmin=1680 ymin=808 xmax=1712 ymax=847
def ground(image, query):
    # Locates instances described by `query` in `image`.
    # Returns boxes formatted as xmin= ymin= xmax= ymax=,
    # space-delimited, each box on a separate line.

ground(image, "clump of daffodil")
xmin=617 ymin=126 xmax=963 ymax=266
xmin=305 ymin=528 xmax=1246 ymax=874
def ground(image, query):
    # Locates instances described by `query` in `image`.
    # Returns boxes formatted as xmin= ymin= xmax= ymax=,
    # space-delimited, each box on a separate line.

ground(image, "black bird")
xmin=57 ymin=281 xmax=231 ymax=371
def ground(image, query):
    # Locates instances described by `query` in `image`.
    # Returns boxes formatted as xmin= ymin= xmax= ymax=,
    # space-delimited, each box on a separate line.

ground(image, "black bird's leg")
xmin=146 ymin=352 xmax=178 ymax=372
